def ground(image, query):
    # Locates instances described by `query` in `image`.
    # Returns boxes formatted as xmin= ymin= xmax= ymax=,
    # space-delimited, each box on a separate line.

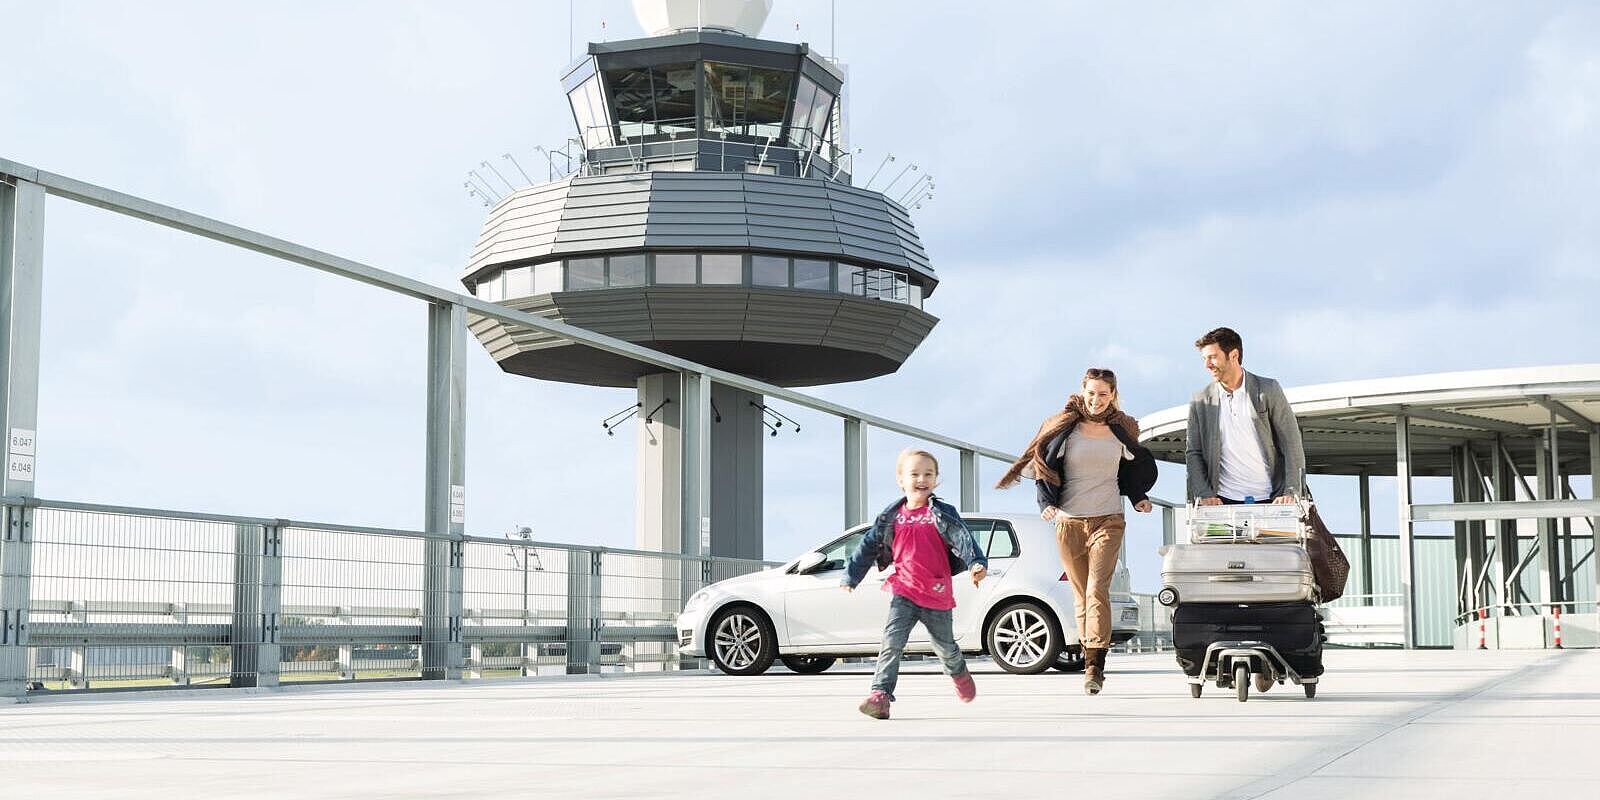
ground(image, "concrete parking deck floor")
xmin=3 ymin=649 xmax=1597 ymax=799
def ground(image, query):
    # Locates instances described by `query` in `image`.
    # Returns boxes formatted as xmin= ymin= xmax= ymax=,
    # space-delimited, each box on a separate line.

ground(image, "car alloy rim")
xmin=713 ymin=614 xmax=761 ymax=669
xmin=993 ymin=607 xmax=1050 ymax=668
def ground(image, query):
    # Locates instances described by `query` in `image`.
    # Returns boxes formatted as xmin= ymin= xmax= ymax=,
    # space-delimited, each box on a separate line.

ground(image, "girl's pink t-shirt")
xmin=883 ymin=504 xmax=956 ymax=610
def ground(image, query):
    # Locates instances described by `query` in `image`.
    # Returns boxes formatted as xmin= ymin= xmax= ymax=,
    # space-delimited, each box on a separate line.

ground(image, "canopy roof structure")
xmin=1139 ymin=365 xmax=1600 ymax=477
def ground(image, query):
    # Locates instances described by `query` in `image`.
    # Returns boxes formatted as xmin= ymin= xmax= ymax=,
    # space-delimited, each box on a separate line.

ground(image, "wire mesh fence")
xmin=3 ymin=498 xmax=771 ymax=693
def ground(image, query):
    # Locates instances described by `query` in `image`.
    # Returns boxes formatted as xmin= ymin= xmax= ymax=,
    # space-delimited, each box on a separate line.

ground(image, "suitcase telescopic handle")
xmin=1208 ymin=575 xmax=1255 ymax=582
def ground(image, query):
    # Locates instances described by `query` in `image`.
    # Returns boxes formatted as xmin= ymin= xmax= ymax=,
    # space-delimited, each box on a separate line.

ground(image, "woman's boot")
xmin=1083 ymin=647 xmax=1105 ymax=695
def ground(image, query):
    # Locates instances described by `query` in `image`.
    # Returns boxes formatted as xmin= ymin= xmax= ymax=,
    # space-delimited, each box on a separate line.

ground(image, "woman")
xmin=997 ymin=368 xmax=1157 ymax=695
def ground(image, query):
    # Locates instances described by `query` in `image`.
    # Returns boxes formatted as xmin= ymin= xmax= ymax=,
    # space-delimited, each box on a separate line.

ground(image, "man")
xmin=1185 ymin=327 xmax=1306 ymax=506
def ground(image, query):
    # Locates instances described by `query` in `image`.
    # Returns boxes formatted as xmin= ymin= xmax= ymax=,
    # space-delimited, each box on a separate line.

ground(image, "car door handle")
xmin=985 ymin=569 xmax=1005 ymax=577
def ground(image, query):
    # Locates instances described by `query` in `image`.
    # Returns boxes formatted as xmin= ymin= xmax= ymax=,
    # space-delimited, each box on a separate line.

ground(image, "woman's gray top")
xmin=1059 ymin=428 xmax=1125 ymax=517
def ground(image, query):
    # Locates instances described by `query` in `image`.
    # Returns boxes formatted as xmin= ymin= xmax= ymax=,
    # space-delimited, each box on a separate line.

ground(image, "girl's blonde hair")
xmin=895 ymin=448 xmax=941 ymax=477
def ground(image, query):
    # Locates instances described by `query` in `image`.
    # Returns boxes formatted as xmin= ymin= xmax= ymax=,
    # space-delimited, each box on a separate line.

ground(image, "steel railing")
xmin=8 ymin=496 xmax=773 ymax=692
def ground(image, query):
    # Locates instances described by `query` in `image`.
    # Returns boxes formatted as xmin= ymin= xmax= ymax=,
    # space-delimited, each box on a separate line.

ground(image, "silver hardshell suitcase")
xmin=1160 ymin=542 xmax=1317 ymax=604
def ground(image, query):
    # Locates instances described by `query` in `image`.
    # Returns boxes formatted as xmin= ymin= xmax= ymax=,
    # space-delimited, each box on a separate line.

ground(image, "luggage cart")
xmin=1187 ymin=640 xmax=1317 ymax=702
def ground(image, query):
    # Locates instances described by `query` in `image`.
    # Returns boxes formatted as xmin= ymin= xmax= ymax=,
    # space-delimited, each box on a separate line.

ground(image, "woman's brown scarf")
xmin=995 ymin=394 xmax=1140 ymax=489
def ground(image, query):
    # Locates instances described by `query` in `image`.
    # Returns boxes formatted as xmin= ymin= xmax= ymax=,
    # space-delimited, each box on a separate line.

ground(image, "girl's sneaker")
xmin=953 ymin=672 xmax=976 ymax=703
xmin=858 ymin=690 xmax=891 ymax=719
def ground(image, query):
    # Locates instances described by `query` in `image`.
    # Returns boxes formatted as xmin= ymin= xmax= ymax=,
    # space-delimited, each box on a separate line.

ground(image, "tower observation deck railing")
xmin=0 ymin=156 xmax=1178 ymax=696
xmin=530 ymin=123 xmax=856 ymax=184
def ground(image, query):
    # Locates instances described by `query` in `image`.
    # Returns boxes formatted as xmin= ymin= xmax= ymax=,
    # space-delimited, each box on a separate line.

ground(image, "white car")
xmin=677 ymin=512 xmax=1138 ymax=675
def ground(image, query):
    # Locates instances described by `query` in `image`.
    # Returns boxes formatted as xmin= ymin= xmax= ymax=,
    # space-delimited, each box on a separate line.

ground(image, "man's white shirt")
xmin=1215 ymin=384 xmax=1272 ymax=501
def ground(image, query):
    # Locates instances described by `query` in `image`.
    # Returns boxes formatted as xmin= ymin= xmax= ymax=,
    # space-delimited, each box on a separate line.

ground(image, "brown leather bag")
xmin=1302 ymin=502 xmax=1351 ymax=603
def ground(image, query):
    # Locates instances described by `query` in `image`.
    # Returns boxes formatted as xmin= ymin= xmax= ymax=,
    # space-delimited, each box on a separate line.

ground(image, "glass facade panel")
xmin=608 ymin=254 xmax=645 ymax=286
xmin=752 ymin=255 xmax=789 ymax=287
xmin=605 ymin=62 xmax=696 ymax=140
xmin=654 ymin=253 xmax=696 ymax=284
xmin=533 ymin=262 xmax=562 ymax=294
xmin=652 ymin=64 xmax=697 ymax=134
xmin=807 ymin=88 xmax=835 ymax=150
xmin=792 ymin=258 xmax=830 ymax=290
xmin=503 ymin=266 xmax=532 ymax=298
xmin=705 ymin=62 xmax=795 ymax=139
xmin=701 ymin=253 xmax=743 ymax=284
xmin=569 ymin=76 xmax=612 ymax=149
xmin=788 ymin=76 xmax=819 ymax=149
xmin=566 ymin=257 xmax=605 ymax=290
xmin=908 ymin=282 xmax=923 ymax=308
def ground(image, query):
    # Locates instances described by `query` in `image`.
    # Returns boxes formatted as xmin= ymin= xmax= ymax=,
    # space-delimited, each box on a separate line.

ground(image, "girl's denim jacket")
xmin=840 ymin=496 xmax=988 ymax=590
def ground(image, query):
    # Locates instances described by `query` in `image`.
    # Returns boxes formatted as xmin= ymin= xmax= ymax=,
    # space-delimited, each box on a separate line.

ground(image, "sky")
xmin=3 ymin=1 xmax=1597 ymax=590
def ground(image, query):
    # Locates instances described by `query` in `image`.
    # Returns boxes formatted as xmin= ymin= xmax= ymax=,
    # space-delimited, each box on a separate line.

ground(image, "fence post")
xmin=423 ymin=301 xmax=467 ymax=681
xmin=566 ymin=549 xmax=602 ymax=674
xmin=0 ymin=504 xmax=34 ymax=698
xmin=844 ymin=418 xmax=868 ymax=527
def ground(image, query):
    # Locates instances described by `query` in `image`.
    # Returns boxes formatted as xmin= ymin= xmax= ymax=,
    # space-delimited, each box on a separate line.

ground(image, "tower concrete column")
xmin=636 ymin=374 xmax=764 ymax=561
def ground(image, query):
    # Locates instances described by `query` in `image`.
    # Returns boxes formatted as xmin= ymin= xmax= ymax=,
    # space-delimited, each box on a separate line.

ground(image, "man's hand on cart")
xmin=1134 ymin=499 xmax=1153 ymax=513
xmin=1198 ymin=497 xmax=1223 ymax=506
xmin=1271 ymin=495 xmax=1296 ymax=505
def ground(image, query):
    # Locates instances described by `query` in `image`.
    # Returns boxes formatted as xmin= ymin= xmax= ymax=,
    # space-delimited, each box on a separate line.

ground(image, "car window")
xmin=816 ymin=531 xmax=865 ymax=572
xmin=986 ymin=522 xmax=1020 ymax=559
xmin=964 ymin=519 xmax=994 ymax=554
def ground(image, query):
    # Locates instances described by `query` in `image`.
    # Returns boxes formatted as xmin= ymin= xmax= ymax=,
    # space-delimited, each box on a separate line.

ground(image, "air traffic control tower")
xmin=461 ymin=0 xmax=939 ymax=560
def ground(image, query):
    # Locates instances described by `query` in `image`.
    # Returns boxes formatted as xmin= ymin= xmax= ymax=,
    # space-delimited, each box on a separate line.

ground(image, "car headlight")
xmin=684 ymin=589 xmax=711 ymax=614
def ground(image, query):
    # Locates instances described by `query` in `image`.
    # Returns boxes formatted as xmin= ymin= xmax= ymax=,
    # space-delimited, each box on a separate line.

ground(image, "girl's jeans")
xmin=871 ymin=593 xmax=968 ymax=699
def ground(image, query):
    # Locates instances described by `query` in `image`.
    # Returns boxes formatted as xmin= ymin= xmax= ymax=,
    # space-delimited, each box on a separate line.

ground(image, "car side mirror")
xmin=796 ymin=551 xmax=827 ymax=574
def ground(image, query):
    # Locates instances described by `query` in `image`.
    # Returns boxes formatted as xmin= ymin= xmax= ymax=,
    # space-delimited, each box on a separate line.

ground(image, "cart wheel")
xmin=1303 ymin=682 xmax=1317 ymax=699
xmin=1234 ymin=663 xmax=1250 ymax=703
xmin=1189 ymin=683 xmax=1203 ymax=698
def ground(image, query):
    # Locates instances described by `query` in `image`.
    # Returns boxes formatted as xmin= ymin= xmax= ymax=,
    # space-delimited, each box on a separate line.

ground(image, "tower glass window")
xmin=503 ymin=266 xmax=532 ymax=298
xmin=752 ymin=255 xmax=789 ymax=287
xmin=793 ymin=258 xmax=830 ymax=290
xmin=566 ymin=257 xmax=605 ymax=290
xmin=568 ymin=75 xmax=613 ymax=149
xmin=701 ymin=253 xmax=743 ymax=284
xmin=533 ymin=262 xmax=562 ymax=294
xmin=655 ymin=253 xmax=697 ymax=284
xmin=789 ymin=77 xmax=819 ymax=149
xmin=605 ymin=62 xmax=697 ymax=140
xmin=704 ymin=62 xmax=794 ymax=140
xmin=608 ymin=254 xmax=646 ymax=286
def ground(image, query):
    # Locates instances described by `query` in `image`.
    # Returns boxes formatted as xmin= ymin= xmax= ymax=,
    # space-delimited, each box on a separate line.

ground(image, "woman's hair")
xmin=1082 ymin=367 xmax=1120 ymax=409
xmin=895 ymin=448 xmax=940 ymax=476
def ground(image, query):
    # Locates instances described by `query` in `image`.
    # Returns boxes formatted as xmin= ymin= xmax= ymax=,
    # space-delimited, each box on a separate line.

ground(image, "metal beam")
xmin=1592 ymin=425 xmax=1599 ymax=616
xmin=1396 ymin=413 xmax=1417 ymax=649
xmin=1535 ymin=429 xmax=1557 ymax=605
xmin=1379 ymin=405 xmax=1532 ymax=436
xmin=1411 ymin=498 xmax=1600 ymax=522
xmin=844 ymin=417 xmax=868 ymax=527
xmin=1358 ymin=472 xmax=1374 ymax=605
xmin=1536 ymin=396 xmax=1593 ymax=429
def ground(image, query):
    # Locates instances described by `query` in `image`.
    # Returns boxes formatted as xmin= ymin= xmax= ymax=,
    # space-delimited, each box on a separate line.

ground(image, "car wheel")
xmin=708 ymin=605 xmax=776 ymax=676
xmin=779 ymin=655 xmax=837 ymax=674
xmin=986 ymin=600 xmax=1063 ymax=675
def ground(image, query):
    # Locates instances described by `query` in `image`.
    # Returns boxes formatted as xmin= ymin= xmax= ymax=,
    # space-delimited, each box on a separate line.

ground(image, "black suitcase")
xmin=1172 ymin=601 xmax=1325 ymax=679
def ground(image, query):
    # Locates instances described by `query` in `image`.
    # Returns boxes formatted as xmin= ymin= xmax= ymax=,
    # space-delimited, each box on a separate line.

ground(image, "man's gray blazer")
xmin=1185 ymin=371 xmax=1306 ymax=502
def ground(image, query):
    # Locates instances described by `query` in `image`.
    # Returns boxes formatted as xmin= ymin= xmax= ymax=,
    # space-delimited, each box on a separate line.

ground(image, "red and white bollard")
xmin=1477 ymin=608 xmax=1487 ymax=650
xmin=1553 ymin=605 xmax=1564 ymax=649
